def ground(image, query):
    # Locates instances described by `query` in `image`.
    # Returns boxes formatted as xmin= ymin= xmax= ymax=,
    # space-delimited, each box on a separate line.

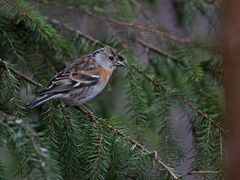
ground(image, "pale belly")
xmin=62 ymin=84 xmax=106 ymax=106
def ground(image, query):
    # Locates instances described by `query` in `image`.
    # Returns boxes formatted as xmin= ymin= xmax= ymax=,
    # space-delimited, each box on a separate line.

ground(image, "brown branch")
xmin=137 ymin=39 xmax=225 ymax=76
xmin=183 ymin=99 xmax=227 ymax=135
xmin=0 ymin=27 xmax=26 ymax=64
xmin=102 ymin=19 xmax=129 ymax=50
xmin=43 ymin=16 xmax=107 ymax=47
xmin=136 ymin=39 xmax=186 ymax=67
xmin=34 ymin=0 xmax=188 ymax=44
xmin=129 ymin=0 xmax=164 ymax=30
xmin=85 ymin=13 xmax=188 ymax=44
xmin=204 ymin=65 xmax=225 ymax=75
xmin=131 ymin=64 xmax=165 ymax=91
xmin=177 ymin=170 xmax=219 ymax=179
xmin=204 ymin=0 xmax=215 ymax=4
xmin=0 ymin=58 xmax=42 ymax=87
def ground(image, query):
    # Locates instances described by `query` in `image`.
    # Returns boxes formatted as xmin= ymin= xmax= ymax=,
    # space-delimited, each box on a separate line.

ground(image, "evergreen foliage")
xmin=0 ymin=0 xmax=224 ymax=179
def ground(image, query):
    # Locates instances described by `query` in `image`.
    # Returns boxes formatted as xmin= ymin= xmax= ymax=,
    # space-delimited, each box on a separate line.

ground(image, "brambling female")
xmin=27 ymin=47 xmax=126 ymax=108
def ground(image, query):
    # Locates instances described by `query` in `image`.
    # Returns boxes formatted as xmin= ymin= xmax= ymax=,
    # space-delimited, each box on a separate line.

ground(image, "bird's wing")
xmin=39 ymin=56 xmax=100 ymax=94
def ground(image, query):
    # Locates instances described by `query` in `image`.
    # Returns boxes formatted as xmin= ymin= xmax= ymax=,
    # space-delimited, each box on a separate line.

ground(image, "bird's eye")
xmin=109 ymin=56 xmax=114 ymax=61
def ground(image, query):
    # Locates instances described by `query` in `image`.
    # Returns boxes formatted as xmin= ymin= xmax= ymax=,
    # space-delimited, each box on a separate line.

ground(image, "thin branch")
xmin=177 ymin=170 xmax=219 ymax=179
xmin=204 ymin=65 xmax=225 ymax=75
xmin=131 ymin=64 xmax=165 ymax=92
xmin=102 ymin=19 xmax=129 ymax=50
xmin=129 ymin=0 xmax=157 ymax=26
xmin=43 ymin=16 xmax=107 ymax=47
xmin=0 ymin=58 xmax=42 ymax=87
xmin=204 ymin=0 xmax=215 ymax=4
xmin=35 ymin=0 xmax=188 ymax=43
xmin=183 ymin=100 xmax=226 ymax=135
xmin=136 ymin=39 xmax=186 ymax=67
xmin=83 ymin=12 xmax=188 ymax=44
xmin=0 ymin=27 xmax=26 ymax=64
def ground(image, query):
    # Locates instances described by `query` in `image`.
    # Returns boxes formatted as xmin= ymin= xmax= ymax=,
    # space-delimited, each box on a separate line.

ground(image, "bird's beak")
xmin=115 ymin=55 xmax=127 ymax=67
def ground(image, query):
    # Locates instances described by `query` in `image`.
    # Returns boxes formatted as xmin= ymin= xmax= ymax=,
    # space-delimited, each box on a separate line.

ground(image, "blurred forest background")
xmin=0 ymin=0 xmax=226 ymax=179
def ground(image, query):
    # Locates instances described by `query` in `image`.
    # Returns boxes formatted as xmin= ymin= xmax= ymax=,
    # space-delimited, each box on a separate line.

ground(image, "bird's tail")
xmin=26 ymin=93 xmax=55 ymax=109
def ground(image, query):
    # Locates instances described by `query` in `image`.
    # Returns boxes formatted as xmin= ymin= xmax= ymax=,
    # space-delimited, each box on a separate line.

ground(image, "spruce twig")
xmin=0 ymin=58 xmax=42 ymax=87
xmin=20 ymin=125 xmax=47 ymax=180
xmin=1 ymin=61 xmax=179 ymax=179
xmin=1 ymin=111 xmax=47 ymax=180
xmin=177 ymin=170 xmax=219 ymax=179
xmin=43 ymin=16 xmax=107 ymax=47
xmin=34 ymin=0 xmax=188 ymax=43
xmin=75 ymin=106 xmax=179 ymax=179
xmin=136 ymin=39 xmax=186 ymax=67
xmin=131 ymin=64 xmax=226 ymax=135
xmin=0 ymin=27 xmax=26 ymax=64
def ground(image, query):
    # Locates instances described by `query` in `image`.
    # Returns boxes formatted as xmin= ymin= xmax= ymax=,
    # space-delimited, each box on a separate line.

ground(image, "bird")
xmin=26 ymin=47 xmax=127 ymax=108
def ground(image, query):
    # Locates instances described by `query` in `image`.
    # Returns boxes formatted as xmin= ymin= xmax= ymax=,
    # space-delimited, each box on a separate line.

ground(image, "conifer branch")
xmin=204 ymin=65 xmax=225 ymax=75
xmin=131 ymin=64 xmax=226 ymax=135
xmin=1 ymin=0 xmax=225 ymax=179
xmin=129 ymin=0 xmax=155 ymax=25
xmin=131 ymin=64 xmax=165 ymax=92
xmin=0 ymin=58 xmax=42 ymax=87
xmin=102 ymin=19 xmax=129 ymax=50
xmin=43 ymin=16 xmax=107 ymax=47
xmin=138 ymin=37 xmax=224 ymax=77
xmin=0 ymin=111 xmax=47 ymax=179
xmin=0 ymin=27 xmax=26 ymax=64
xmin=183 ymin=99 xmax=226 ymax=135
xmin=204 ymin=0 xmax=215 ymax=4
xmin=177 ymin=170 xmax=219 ymax=179
xmin=34 ymin=0 xmax=188 ymax=43
xmin=20 ymin=124 xmax=47 ymax=180
xmin=76 ymin=106 xmax=179 ymax=179
xmin=136 ymin=39 xmax=186 ymax=67
xmin=0 ymin=62 xmax=179 ymax=179
xmin=1 ymin=0 xmax=68 ymax=52
xmin=84 ymin=13 xmax=188 ymax=44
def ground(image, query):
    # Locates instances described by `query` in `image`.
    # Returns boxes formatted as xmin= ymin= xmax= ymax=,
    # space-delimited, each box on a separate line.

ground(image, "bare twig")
xmin=0 ymin=58 xmax=42 ymax=87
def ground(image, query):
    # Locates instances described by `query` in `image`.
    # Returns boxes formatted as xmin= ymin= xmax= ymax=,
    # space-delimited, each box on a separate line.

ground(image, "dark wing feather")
xmin=39 ymin=56 xmax=100 ymax=94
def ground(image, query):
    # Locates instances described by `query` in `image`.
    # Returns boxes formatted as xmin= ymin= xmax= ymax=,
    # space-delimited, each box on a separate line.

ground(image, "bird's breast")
xmin=98 ymin=67 xmax=114 ymax=86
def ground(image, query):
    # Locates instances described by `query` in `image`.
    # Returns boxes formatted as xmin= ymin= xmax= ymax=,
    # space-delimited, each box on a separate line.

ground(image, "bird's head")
xmin=94 ymin=47 xmax=127 ymax=69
